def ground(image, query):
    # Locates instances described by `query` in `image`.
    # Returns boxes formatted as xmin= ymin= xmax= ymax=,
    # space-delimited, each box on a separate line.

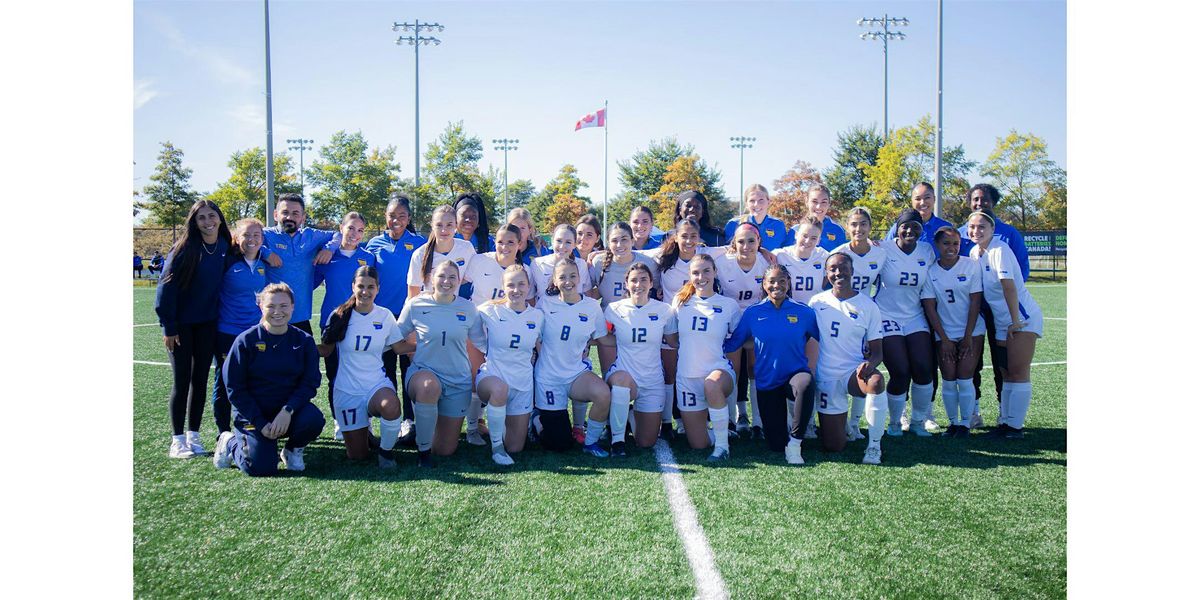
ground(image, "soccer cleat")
xmin=417 ymin=449 xmax=434 ymax=468
xmin=969 ymin=412 xmax=984 ymax=429
xmin=1004 ymin=427 xmax=1025 ymax=440
xmin=784 ymin=441 xmax=805 ymax=465
xmin=862 ymin=445 xmax=882 ymax=465
xmin=280 ymin=447 xmax=306 ymax=471
xmin=923 ymin=419 xmax=940 ymax=433
xmin=913 ymin=424 xmax=933 ymax=437
xmin=736 ymin=415 xmax=751 ymax=435
xmin=398 ymin=419 xmax=415 ymax=442
xmin=675 ymin=421 xmax=687 ymax=436
xmin=659 ymin=422 xmax=675 ymax=441
xmin=886 ymin=424 xmax=904 ymax=437
xmin=727 ymin=422 xmax=740 ymax=439
xmin=377 ymin=448 xmax=397 ymax=469
xmin=581 ymin=443 xmax=610 ymax=458
xmin=186 ymin=431 xmax=207 ymax=455
xmin=571 ymin=425 xmax=586 ymax=445
xmin=212 ymin=431 xmax=235 ymax=469
xmin=986 ymin=423 xmax=1013 ymax=439
xmin=169 ymin=437 xmax=195 ymax=459
xmin=804 ymin=422 xmax=818 ymax=440
xmin=492 ymin=445 xmax=515 ymax=466
xmin=708 ymin=447 xmax=730 ymax=462
xmin=465 ymin=428 xmax=487 ymax=446
xmin=942 ymin=425 xmax=960 ymax=438
xmin=900 ymin=413 xmax=912 ymax=432
xmin=610 ymin=441 xmax=627 ymax=457
xmin=751 ymin=426 xmax=765 ymax=440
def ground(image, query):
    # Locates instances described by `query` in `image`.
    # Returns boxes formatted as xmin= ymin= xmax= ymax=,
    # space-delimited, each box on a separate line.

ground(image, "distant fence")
xmin=1023 ymin=229 xmax=1066 ymax=281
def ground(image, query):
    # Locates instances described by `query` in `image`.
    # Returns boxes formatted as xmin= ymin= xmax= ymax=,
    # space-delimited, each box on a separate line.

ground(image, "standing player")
xmin=809 ymin=253 xmax=888 ymax=464
xmin=774 ymin=215 xmax=829 ymax=439
xmin=672 ymin=253 xmax=741 ymax=459
xmin=258 ymin=193 xmax=335 ymax=335
xmin=794 ymin=184 xmax=847 ymax=252
xmin=575 ymin=214 xmax=605 ymax=262
xmin=874 ymin=208 xmax=938 ymax=437
xmin=713 ymin=223 xmax=771 ymax=439
xmin=469 ymin=265 xmax=544 ymax=465
xmin=921 ymin=227 xmax=985 ymax=437
xmin=884 ymin=182 xmax=954 ymax=245
xmin=674 ymin=190 xmax=726 ymax=247
xmin=967 ymin=212 xmax=1043 ymax=439
xmin=723 ymin=264 xmax=820 ymax=464
xmin=597 ymin=263 xmax=680 ymax=455
xmin=534 ymin=259 xmax=612 ymax=456
xmin=630 ymin=205 xmax=664 ymax=251
xmin=397 ymin=260 xmax=480 ymax=465
xmin=506 ymin=208 xmax=551 ymax=265
xmin=592 ymin=221 xmax=660 ymax=373
xmin=725 ymin=184 xmax=791 ymax=251
xmin=454 ymin=192 xmax=495 ymax=253
xmin=832 ymin=207 xmax=887 ymax=296
xmin=529 ymin=224 xmax=593 ymax=302
xmin=155 ymin=199 xmax=231 ymax=458
xmin=316 ymin=266 xmax=408 ymax=467
xmin=407 ymin=204 xmax=476 ymax=298
xmin=213 ymin=217 xmax=267 ymax=438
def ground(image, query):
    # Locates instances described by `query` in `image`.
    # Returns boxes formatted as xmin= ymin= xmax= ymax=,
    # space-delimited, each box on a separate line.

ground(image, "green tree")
xmin=544 ymin=194 xmax=589 ymax=229
xmin=860 ymin=116 xmax=975 ymax=226
xmin=1039 ymin=165 xmax=1067 ymax=230
xmin=207 ymin=148 xmax=300 ymax=222
xmin=770 ymin=160 xmax=824 ymax=226
xmin=499 ymin=179 xmax=537 ymax=212
xmin=823 ymin=125 xmax=883 ymax=213
xmin=305 ymin=131 xmax=402 ymax=227
xmin=613 ymin=138 xmax=728 ymax=228
xmin=980 ymin=130 xmax=1062 ymax=230
xmin=423 ymin=121 xmax=484 ymax=200
xmin=138 ymin=141 xmax=198 ymax=229
xmin=528 ymin=164 xmax=590 ymax=231
xmin=649 ymin=155 xmax=733 ymax=229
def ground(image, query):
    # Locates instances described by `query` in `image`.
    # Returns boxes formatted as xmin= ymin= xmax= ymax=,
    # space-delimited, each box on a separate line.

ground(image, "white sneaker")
xmin=213 ymin=431 xmax=235 ymax=469
xmin=280 ymin=447 xmax=305 ymax=471
xmin=900 ymin=413 xmax=911 ymax=432
xmin=804 ymin=422 xmax=818 ymax=439
xmin=923 ymin=418 xmax=940 ymax=433
xmin=465 ymin=429 xmax=487 ymax=446
xmin=862 ymin=445 xmax=882 ymax=465
xmin=492 ymin=445 xmax=514 ymax=466
xmin=186 ymin=431 xmax=206 ymax=455
xmin=969 ymin=412 xmax=984 ymax=429
xmin=784 ymin=440 xmax=805 ymax=465
xmin=333 ymin=421 xmax=343 ymax=441
xmin=675 ymin=421 xmax=687 ymax=435
xmin=169 ymin=436 xmax=195 ymax=459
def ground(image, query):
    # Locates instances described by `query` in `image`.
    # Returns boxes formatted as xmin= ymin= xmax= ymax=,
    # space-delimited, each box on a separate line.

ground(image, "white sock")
xmin=661 ymin=385 xmax=674 ymax=424
xmin=466 ymin=392 xmax=482 ymax=431
xmin=709 ymin=406 xmax=730 ymax=450
xmin=941 ymin=382 xmax=960 ymax=426
xmin=572 ymin=399 xmax=588 ymax=428
xmin=865 ymin=393 xmax=886 ymax=446
xmin=956 ymin=380 xmax=976 ymax=426
xmin=999 ymin=385 xmax=1013 ymax=427
xmin=173 ymin=433 xmax=187 ymax=444
xmin=849 ymin=396 xmax=865 ymax=433
xmin=413 ymin=402 xmax=438 ymax=451
xmin=486 ymin=404 xmax=507 ymax=450
xmin=887 ymin=393 xmax=907 ymax=427
xmin=787 ymin=436 xmax=802 ymax=449
xmin=737 ymin=400 xmax=748 ymax=423
xmin=1007 ymin=382 xmax=1032 ymax=429
xmin=728 ymin=396 xmax=737 ymax=422
xmin=380 ymin=417 xmax=403 ymax=451
xmin=749 ymin=382 xmax=761 ymax=427
xmin=584 ymin=418 xmax=606 ymax=446
xmin=786 ymin=398 xmax=796 ymax=432
xmin=610 ymin=386 xmax=631 ymax=445
xmin=912 ymin=382 xmax=934 ymax=423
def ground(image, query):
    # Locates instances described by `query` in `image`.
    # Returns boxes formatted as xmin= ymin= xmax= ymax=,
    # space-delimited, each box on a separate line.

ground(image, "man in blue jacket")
xmin=258 ymin=194 xmax=335 ymax=335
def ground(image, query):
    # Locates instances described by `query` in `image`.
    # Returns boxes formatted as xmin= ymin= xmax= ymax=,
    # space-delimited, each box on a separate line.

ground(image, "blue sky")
xmin=133 ymin=0 xmax=1065 ymax=210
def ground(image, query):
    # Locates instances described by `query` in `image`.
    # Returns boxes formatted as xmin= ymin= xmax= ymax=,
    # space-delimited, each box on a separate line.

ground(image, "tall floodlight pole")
xmin=264 ymin=0 xmax=276 ymax=225
xmin=393 ymin=20 xmax=444 ymax=188
xmin=287 ymin=138 xmax=314 ymax=197
xmin=934 ymin=0 xmax=944 ymax=216
xmin=858 ymin=14 xmax=908 ymax=140
xmin=492 ymin=138 xmax=519 ymax=215
xmin=730 ymin=136 xmax=756 ymax=213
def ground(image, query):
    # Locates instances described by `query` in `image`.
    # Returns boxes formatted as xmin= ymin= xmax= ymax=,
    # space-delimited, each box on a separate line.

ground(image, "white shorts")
xmin=605 ymin=364 xmax=667 ymax=413
xmin=405 ymin=366 xmax=471 ymax=418
xmin=332 ymin=378 xmax=393 ymax=432
xmin=880 ymin=314 xmax=929 ymax=337
xmin=475 ymin=371 xmax=534 ymax=416
xmin=676 ymin=370 xmax=735 ymax=412
xmin=534 ymin=369 xmax=591 ymax=412
xmin=933 ymin=319 xmax=986 ymax=342
xmin=815 ymin=367 xmax=860 ymax=415
xmin=995 ymin=302 xmax=1044 ymax=342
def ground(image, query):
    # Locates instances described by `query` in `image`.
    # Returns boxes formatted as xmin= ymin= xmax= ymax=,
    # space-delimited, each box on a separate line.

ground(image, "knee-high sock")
xmin=584 ymin=418 xmax=606 ymax=446
xmin=413 ymin=402 xmax=438 ymax=452
xmin=865 ymin=393 xmax=887 ymax=445
xmin=887 ymin=393 xmax=907 ymax=427
xmin=1007 ymin=382 xmax=1032 ymax=429
xmin=849 ymin=396 xmax=866 ymax=434
xmin=709 ymin=406 xmax=729 ymax=450
xmin=956 ymin=380 xmax=976 ymax=426
xmin=662 ymin=384 xmax=674 ymax=424
xmin=999 ymin=385 xmax=1013 ymax=427
xmin=572 ymin=399 xmax=588 ymax=428
xmin=728 ymin=395 xmax=737 ymax=422
xmin=466 ymin=392 xmax=483 ymax=431
xmin=486 ymin=404 xmax=507 ymax=449
xmin=380 ymin=416 xmax=403 ymax=451
xmin=749 ymin=382 xmax=761 ymax=427
xmin=912 ymin=382 xmax=934 ymax=423
xmin=610 ymin=386 xmax=631 ymax=444
xmin=941 ymin=381 xmax=960 ymax=426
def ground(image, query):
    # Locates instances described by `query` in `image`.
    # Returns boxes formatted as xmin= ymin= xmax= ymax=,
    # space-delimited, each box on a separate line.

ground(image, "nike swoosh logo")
xmin=420 ymin=311 xmax=430 ymax=314
xmin=292 ymin=345 xmax=302 ymax=350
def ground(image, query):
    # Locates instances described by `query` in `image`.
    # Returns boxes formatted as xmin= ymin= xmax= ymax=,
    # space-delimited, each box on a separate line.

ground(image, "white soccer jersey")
xmin=808 ymin=290 xmax=884 ymax=383
xmin=606 ymin=298 xmax=679 ymax=387
xmin=469 ymin=303 xmax=544 ymax=391
xmin=773 ymin=246 xmax=829 ymax=305
xmin=641 ymin=247 xmax=715 ymax=301
xmin=590 ymin=251 xmax=661 ymax=307
xmin=462 ymin=252 xmax=533 ymax=306
xmin=874 ymin=241 xmax=937 ymax=323
xmin=712 ymin=251 xmax=769 ymax=309
xmin=830 ymin=243 xmax=887 ymax=296
xmin=406 ymin=238 xmax=476 ymax=291
xmin=921 ymin=256 xmax=985 ymax=340
xmin=535 ymin=294 xmax=608 ymax=384
xmin=529 ymin=254 xmax=593 ymax=302
xmin=330 ymin=305 xmax=405 ymax=395
xmin=396 ymin=295 xmax=479 ymax=385
xmin=672 ymin=293 xmax=741 ymax=379
xmin=971 ymin=242 xmax=1040 ymax=328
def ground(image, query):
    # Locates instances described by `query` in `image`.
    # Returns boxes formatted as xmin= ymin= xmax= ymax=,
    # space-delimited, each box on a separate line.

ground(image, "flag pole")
xmin=603 ymin=100 xmax=609 ymax=235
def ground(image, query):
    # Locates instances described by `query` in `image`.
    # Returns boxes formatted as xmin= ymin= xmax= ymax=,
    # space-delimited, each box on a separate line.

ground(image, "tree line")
xmin=137 ymin=117 xmax=1066 ymax=235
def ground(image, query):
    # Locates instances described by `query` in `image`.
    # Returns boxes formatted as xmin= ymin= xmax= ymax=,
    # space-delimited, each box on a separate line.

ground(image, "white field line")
xmin=1045 ymin=317 xmax=1067 ymax=321
xmin=653 ymin=439 xmax=729 ymax=600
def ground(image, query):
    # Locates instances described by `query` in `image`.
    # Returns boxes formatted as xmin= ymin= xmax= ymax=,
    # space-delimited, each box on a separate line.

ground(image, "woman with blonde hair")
xmin=725 ymin=183 xmax=790 ymax=251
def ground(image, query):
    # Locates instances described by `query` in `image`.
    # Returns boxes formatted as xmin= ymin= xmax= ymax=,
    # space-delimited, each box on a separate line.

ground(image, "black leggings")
xmin=212 ymin=331 xmax=239 ymax=433
xmin=168 ymin=321 xmax=217 ymax=435
xmin=756 ymin=374 xmax=813 ymax=452
xmin=973 ymin=302 xmax=1007 ymax=403
xmin=324 ymin=348 xmax=339 ymax=417
xmin=539 ymin=409 xmax=573 ymax=452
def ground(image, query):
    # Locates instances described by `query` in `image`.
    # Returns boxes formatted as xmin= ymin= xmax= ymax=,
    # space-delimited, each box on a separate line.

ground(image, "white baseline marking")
xmin=133 ymin=360 xmax=170 ymax=366
xmin=1045 ymin=317 xmax=1067 ymax=321
xmin=653 ymin=439 xmax=728 ymax=600
xmin=982 ymin=360 xmax=1066 ymax=370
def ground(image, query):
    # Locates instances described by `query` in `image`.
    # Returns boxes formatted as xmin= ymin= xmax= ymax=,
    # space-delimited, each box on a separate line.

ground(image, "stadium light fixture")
xmin=492 ymin=138 xmax=519 ymax=215
xmin=393 ymin=20 xmax=445 ymax=188
xmin=857 ymin=13 xmax=909 ymax=138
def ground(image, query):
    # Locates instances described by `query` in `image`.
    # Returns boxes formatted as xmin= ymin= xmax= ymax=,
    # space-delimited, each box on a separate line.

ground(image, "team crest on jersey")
xmin=648 ymin=314 xmax=659 ymax=321
xmin=404 ymin=243 xmax=414 ymax=251
xmin=526 ymin=322 xmax=536 ymax=330
xmin=255 ymin=342 xmax=267 ymax=352
xmin=578 ymin=314 xmax=589 ymax=322
xmin=868 ymin=262 xmax=879 ymax=270
xmin=813 ymin=264 xmax=821 ymax=269
xmin=848 ymin=309 xmax=860 ymax=319
xmin=956 ymin=275 xmax=968 ymax=282
xmin=754 ymin=277 xmax=764 ymax=284
xmin=985 ymin=265 xmax=991 ymax=272
xmin=766 ymin=229 xmax=776 ymax=237
xmin=787 ymin=314 xmax=798 ymax=324
xmin=456 ymin=312 xmax=467 ymax=322
xmin=256 ymin=267 xmax=265 ymax=275
xmin=357 ymin=259 xmax=367 ymax=267
xmin=275 ymin=243 xmax=287 ymax=250
xmin=713 ymin=306 xmax=723 ymax=313
xmin=372 ymin=321 xmax=383 ymax=330
xmin=918 ymin=260 xmax=926 ymax=266
xmin=455 ymin=259 xmax=466 ymax=266
xmin=826 ymin=233 xmax=835 ymax=240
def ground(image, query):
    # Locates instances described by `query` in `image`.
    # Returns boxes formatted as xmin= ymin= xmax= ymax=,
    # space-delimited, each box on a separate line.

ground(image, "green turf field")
xmin=133 ymin=284 xmax=1066 ymax=598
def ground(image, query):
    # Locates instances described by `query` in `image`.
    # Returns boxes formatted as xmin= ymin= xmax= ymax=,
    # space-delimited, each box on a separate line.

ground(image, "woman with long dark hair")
xmin=674 ymin=190 xmax=726 ymax=247
xmin=454 ymin=192 xmax=495 ymax=253
xmin=155 ymin=199 xmax=232 ymax=458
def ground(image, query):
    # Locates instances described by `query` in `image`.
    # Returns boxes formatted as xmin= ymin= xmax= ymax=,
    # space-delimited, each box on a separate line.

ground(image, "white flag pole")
xmin=603 ymin=100 xmax=609 ymax=235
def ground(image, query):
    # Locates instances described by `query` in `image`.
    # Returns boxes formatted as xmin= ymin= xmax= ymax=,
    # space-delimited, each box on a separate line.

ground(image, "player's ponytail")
xmin=658 ymin=217 xmax=699 ymax=274
xmin=601 ymin=221 xmax=634 ymax=277
xmin=321 ymin=265 xmax=379 ymax=346
xmin=673 ymin=252 xmax=718 ymax=306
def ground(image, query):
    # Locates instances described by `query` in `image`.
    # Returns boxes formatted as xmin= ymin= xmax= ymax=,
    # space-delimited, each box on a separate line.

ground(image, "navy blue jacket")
xmin=222 ymin=324 xmax=320 ymax=431
xmin=155 ymin=238 xmax=230 ymax=336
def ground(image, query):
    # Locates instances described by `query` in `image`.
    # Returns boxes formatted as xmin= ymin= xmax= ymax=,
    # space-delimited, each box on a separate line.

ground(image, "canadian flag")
xmin=574 ymin=108 xmax=606 ymax=131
